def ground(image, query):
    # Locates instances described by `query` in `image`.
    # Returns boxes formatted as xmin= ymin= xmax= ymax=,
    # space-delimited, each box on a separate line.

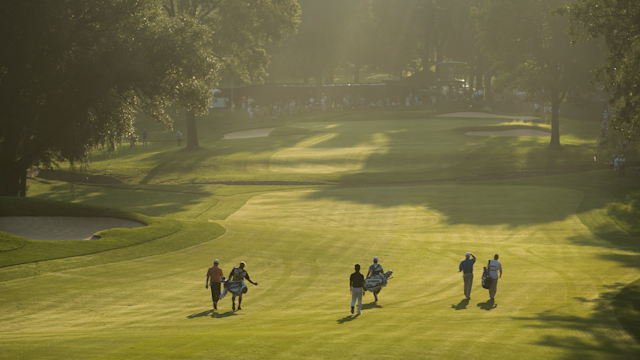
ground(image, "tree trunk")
xmin=325 ymin=66 xmax=334 ymax=85
xmin=353 ymin=63 xmax=360 ymax=84
xmin=19 ymin=169 xmax=26 ymax=197
xmin=186 ymin=109 xmax=200 ymax=150
xmin=422 ymin=1 xmax=435 ymax=69
xmin=485 ymin=72 xmax=493 ymax=105
xmin=550 ymin=96 xmax=561 ymax=147
xmin=0 ymin=163 xmax=23 ymax=197
xmin=316 ymin=69 xmax=324 ymax=100
xmin=477 ymin=56 xmax=485 ymax=92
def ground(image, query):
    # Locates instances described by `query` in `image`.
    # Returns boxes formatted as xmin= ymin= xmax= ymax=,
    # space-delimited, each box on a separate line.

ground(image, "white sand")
xmin=437 ymin=112 xmax=540 ymax=120
xmin=465 ymin=129 xmax=551 ymax=137
xmin=223 ymin=127 xmax=277 ymax=140
xmin=0 ymin=216 xmax=146 ymax=241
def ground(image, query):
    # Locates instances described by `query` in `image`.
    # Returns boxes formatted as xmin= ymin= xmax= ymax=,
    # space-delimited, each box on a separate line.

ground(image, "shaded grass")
xmin=609 ymin=190 xmax=640 ymax=237
xmin=2 ymin=179 xmax=640 ymax=358
xmin=0 ymin=197 xmax=180 ymax=268
xmin=0 ymin=197 xmax=226 ymax=273
xmin=75 ymin=110 xmax=606 ymax=186
xmin=613 ymin=278 xmax=640 ymax=344
xmin=4 ymin=111 xmax=640 ymax=358
xmin=26 ymin=178 xmax=324 ymax=220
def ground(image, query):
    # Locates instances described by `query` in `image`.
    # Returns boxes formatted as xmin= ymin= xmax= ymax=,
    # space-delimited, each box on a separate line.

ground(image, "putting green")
xmin=1 ymin=182 xmax=639 ymax=358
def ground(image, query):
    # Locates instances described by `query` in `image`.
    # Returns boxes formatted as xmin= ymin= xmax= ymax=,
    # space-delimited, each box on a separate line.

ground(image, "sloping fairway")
xmin=1 ymin=179 xmax=640 ymax=358
xmin=1 ymin=111 xmax=639 ymax=359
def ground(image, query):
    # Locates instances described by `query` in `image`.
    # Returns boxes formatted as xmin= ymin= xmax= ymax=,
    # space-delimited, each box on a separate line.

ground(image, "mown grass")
xmin=0 ymin=197 xmax=225 ymax=272
xmin=2 ymin=110 xmax=640 ymax=359
xmin=614 ymin=279 xmax=640 ymax=344
xmin=74 ymin=112 xmax=607 ymax=186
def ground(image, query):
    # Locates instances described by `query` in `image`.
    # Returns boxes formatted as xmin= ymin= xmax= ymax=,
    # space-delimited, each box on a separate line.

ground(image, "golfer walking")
xmin=205 ymin=259 xmax=223 ymax=310
xmin=488 ymin=254 xmax=502 ymax=300
xmin=350 ymin=264 xmax=365 ymax=315
xmin=458 ymin=252 xmax=476 ymax=300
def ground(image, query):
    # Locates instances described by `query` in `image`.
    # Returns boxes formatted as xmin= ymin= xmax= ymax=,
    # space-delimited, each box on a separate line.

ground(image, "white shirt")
xmin=369 ymin=263 xmax=383 ymax=275
xmin=489 ymin=260 xmax=502 ymax=279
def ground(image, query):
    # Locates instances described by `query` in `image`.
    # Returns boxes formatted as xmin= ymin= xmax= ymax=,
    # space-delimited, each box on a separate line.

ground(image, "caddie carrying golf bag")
xmin=364 ymin=270 xmax=393 ymax=292
xmin=219 ymin=278 xmax=246 ymax=300
xmin=481 ymin=261 xmax=493 ymax=289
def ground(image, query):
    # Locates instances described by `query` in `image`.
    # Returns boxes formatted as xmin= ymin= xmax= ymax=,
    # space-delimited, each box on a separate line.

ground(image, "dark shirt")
xmin=350 ymin=272 xmax=365 ymax=288
xmin=459 ymin=258 xmax=476 ymax=273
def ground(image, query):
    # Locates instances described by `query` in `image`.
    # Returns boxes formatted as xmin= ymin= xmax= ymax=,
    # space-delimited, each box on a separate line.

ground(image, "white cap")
xmin=214 ymin=259 xmax=219 ymax=264
xmin=465 ymin=252 xmax=470 ymax=257
xmin=373 ymin=257 xmax=378 ymax=261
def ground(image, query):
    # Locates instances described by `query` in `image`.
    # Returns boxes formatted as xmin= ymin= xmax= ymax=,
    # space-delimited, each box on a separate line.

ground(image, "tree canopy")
xmin=474 ymin=0 xmax=603 ymax=147
xmin=0 ymin=0 xmax=218 ymax=196
xmin=161 ymin=0 xmax=300 ymax=149
xmin=561 ymin=0 xmax=640 ymax=141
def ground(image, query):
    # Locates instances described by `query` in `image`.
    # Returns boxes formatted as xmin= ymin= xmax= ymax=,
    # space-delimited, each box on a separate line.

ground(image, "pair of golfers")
xmin=206 ymin=260 xmax=258 ymax=311
xmin=349 ymin=257 xmax=384 ymax=315
xmin=458 ymin=253 xmax=502 ymax=300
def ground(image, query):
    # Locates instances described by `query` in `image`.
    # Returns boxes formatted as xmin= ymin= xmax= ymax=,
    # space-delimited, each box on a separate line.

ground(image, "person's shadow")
xmin=477 ymin=299 xmax=497 ymax=311
xmin=451 ymin=299 xmax=469 ymax=310
xmin=336 ymin=314 xmax=360 ymax=324
xmin=186 ymin=309 xmax=238 ymax=319
xmin=362 ymin=302 xmax=383 ymax=310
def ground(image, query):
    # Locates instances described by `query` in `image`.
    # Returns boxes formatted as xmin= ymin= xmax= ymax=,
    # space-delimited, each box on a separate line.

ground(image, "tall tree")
xmin=370 ymin=0 xmax=421 ymax=79
xmin=162 ymin=0 xmax=299 ymax=149
xmin=560 ymin=0 xmax=640 ymax=141
xmin=475 ymin=0 xmax=602 ymax=147
xmin=0 ymin=0 xmax=218 ymax=197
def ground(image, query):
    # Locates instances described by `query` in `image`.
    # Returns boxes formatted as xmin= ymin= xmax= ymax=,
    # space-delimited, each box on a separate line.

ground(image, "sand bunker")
xmin=465 ymin=129 xmax=551 ymax=137
xmin=223 ymin=127 xmax=277 ymax=140
xmin=437 ymin=112 xmax=540 ymax=120
xmin=0 ymin=216 xmax=146 ymax=241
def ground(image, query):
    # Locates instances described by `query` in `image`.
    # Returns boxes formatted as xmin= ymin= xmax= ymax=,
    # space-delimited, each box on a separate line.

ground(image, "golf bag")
xmin=219 ymin=279 xmax=246 ymax=300
xmin=364 ymin=270 xmax=393 ymax=292
xmin=481 ymin=261 xmax=493 ymax=289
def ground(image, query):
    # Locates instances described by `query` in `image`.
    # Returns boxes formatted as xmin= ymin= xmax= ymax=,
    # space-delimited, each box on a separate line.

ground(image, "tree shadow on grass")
xmin=187 ymin=309 xmax=238 ymax=319
xmin=511 ymin=283 xmax=640 ymax=359
xmin=30 ymin=181 xmax=212 ymax=218
xmin=451 ymin=299 xmax=469 ymax=310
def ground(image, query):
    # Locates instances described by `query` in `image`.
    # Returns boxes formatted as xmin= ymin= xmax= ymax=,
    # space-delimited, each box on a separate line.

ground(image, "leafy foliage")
xmin=0 ymin=0 xmax=218 ymax=196
xmin=561 ymin=0 xmax=640 ymax=141
xmin=474 ymin=0 xmax=604 ymax=147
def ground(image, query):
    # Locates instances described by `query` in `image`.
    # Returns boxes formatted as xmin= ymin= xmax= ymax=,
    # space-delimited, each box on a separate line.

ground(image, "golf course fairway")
xmin=1 ymin=111 xmax=639 ymax=359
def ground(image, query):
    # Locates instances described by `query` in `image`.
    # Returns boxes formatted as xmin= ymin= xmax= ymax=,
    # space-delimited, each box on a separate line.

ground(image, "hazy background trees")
xmin=562 ymin=0 xmax=640 ymax=141
xmin=162 ymin=0 xmax=299 ymax=149
xmin=475 ymin=0 xmax=604 ymax=147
